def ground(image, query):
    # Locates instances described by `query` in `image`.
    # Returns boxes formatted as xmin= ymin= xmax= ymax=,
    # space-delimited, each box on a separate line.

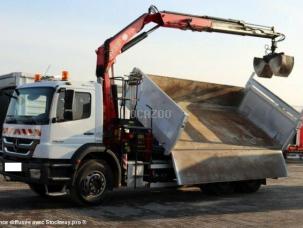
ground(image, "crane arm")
xmin=96 ymin=7 xmax=282 ymax=78
xmin=96 ymin=5 xmax=290 ymax=133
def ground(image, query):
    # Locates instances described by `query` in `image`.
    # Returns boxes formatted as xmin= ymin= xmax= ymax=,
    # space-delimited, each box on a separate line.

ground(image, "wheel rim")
xmin=80 ymin=171 xmax=106 ymax=200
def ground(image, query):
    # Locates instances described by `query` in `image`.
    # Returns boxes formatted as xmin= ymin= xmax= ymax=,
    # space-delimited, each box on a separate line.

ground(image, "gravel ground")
xmin=0 ymin=161 xmax=303 ymax=227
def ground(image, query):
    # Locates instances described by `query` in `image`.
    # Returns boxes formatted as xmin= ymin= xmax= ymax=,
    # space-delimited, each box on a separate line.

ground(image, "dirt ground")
xmin=0 ymin=162 xmax=303 ymax=227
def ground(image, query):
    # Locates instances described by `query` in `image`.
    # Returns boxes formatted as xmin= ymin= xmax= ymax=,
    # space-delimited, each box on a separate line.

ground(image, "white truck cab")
xmin=0 ymin=77 xmax=119 ymax=204
xmin=3 ymin=80 xmax=103 ymax=159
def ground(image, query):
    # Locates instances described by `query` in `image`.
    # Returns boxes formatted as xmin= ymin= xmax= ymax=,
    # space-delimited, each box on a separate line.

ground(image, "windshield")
xmin=5 ymin=87 xmax=54 ymax=125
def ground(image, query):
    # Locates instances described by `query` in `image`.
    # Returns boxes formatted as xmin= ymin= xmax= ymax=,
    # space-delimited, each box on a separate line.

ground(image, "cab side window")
xmin=73 ymin=92 xmax=91 ymax=120
xmin=56 ymin=90 xmax=91 ymax=122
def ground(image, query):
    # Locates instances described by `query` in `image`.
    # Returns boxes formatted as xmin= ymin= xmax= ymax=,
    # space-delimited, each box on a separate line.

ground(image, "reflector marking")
xmin=2 ymin=127 xmax=41 ymax=138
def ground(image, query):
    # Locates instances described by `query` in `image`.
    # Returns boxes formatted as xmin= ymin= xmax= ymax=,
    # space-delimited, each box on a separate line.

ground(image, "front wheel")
xmin=70 ymin=160 xmax=113 ymax=206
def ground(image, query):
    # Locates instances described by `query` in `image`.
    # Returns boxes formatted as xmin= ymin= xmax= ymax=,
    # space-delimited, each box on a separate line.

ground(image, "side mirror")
xmin=63 ymin=110 xmax=73 ymax=121
xmin=64 ymin=90 xmax=74 ymax=110
xmin=55 ymin=89 xmax=74 ymax=122
xmin=64 ymin=90 xmax=74 ymax=121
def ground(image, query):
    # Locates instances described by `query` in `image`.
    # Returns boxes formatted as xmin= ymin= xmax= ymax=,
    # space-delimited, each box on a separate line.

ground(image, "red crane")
xmin=95 ymin=5 xmax=294 ymax=140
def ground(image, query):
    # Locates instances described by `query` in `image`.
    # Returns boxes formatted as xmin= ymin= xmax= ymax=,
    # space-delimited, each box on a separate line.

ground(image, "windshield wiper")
xmin=29 ymin=116 xmax=38 ymax=124
xmin=4 ymin=92 xmax=17 ymax=100
xmin=15 ymin=88 xmax=20 ymax=96
xmin=5 ymin=116 xmax=37 ymax=125
xmin=5 ymin=116 xmax=17 ymax=124
xmin=19 ymin=116 xmax=38 ymax=125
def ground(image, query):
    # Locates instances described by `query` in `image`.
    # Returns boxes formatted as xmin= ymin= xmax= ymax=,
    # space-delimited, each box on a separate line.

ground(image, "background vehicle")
xmin=285 ymin=113 xmax=303 ymax=160
xmin=0 ymin=73 xmax=34 ymax=154
xmin=0 ymin=6 xmax=296 ymax=205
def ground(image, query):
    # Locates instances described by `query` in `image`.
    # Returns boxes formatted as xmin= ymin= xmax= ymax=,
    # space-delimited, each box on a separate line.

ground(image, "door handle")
xmin=83 ymin=132 xmax=94 ymax=136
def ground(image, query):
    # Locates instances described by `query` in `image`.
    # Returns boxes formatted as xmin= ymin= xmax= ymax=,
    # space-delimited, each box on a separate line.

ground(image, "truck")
xmin=284 ymin=112 xmax=303 ymax=160
xmin=0 ymin=73 xmax=34 ymax=154
xmin=0 ymin=6 xmax=295 ymax=205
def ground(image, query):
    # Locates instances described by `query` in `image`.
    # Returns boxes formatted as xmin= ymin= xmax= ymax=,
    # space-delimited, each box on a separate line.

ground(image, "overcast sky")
xmin=1 ymin=0 xmax=302 ymax=106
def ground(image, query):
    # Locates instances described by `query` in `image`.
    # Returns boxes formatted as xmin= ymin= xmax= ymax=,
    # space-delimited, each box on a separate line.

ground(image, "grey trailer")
xmin=129 ymin=69 xmax=300 ymax=186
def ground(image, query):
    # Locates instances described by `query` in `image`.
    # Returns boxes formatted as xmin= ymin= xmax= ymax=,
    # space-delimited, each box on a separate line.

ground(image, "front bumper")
xmin=0 ymin=156 xmax=73 ymax=184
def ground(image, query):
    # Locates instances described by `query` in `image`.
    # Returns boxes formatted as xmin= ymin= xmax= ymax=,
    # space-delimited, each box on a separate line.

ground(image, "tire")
xmin=70 ymin=160 xmax=113 ymax=206
xmin=201 ymin=182 xmax=235 ymax=195
xmin=234 ymin=180 xmax=262 ymax=193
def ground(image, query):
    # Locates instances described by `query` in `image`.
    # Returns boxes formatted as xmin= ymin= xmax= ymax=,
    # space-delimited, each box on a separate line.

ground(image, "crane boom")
xmin=95 ymin=5 xmax=293 ymax=136
xmin=158 ymin=10 xmax=281 ymax=38
xmin=96 ymin=7 xmax=282 ymax=78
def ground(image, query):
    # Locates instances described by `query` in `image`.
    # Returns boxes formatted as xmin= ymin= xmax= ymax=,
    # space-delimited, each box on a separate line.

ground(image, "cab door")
xmin=44 ymin=87 xmax=96 ymax=159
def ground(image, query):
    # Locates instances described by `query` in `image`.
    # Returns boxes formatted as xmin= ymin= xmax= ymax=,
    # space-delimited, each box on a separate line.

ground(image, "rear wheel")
xmin=70 ymin=160 xmax=113 ymax=206
xmin=234 ymin=180 xmax=262 ymax=193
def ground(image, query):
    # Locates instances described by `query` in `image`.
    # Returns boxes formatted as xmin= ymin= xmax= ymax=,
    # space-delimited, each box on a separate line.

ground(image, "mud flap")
xmin=171 ymin=144 xmax=287 ymax=185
